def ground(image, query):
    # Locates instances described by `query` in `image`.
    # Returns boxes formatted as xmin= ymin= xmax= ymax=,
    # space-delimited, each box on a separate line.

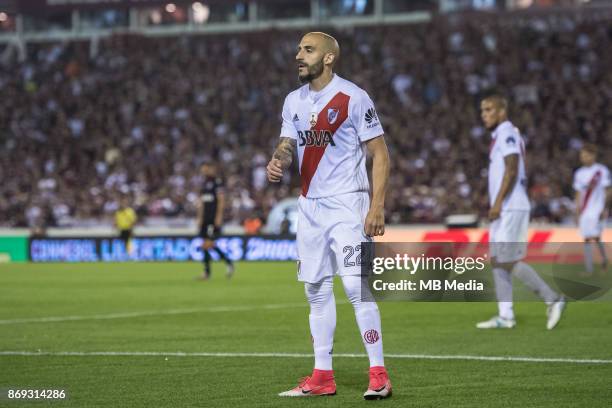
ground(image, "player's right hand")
xmin=267 ymin=158 xmax=284 ymax=183
xmin=488 ymin=203 xmax=501 ymax=221
xmin=365 ymin=206 xmax=385 ymax=237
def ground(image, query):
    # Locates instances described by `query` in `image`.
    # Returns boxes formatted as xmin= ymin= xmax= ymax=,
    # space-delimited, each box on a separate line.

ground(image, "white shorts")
xmin=489 ymin=210 xmax=529 ymax=263
xmin=579 ymin=213 xmax=604 ymax=239
xmin=296 ymin=191 xmax=371 ymax=283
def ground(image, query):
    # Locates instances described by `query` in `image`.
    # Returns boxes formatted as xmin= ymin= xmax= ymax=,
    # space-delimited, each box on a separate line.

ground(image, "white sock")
xmin=305 ymin=277 xmax=336 ymax=371
xmin=584 ymin=242 xmax=594 ymax=273
xmin=512 ymin=262 xmax=558 ymax=305
xmin=341 ymin=275 xmax=384 ymax=367
xmin=596 ymin=241 xmax=608 ymax=265
xmin=493 ymin=267 xmax=514 ymax=320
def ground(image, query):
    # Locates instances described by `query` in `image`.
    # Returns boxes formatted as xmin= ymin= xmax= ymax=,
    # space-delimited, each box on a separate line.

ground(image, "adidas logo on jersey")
xmin=293 ymin=114 xmax=299 ymax=122
xmin=298 ymin=130 xmax=336 ymax=147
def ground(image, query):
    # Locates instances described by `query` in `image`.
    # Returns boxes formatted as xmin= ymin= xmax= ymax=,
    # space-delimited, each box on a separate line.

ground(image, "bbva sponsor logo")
xmin=298 ymin=130 xmax=336 ymax=147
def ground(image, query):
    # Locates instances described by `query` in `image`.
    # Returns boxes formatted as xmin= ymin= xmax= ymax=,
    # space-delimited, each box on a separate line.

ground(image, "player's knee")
xmin=341 ymin=275 xmax=371 ymax=308
xmin=492 ymin=258 xmax=517 ymax=271
xmin=345 ymin=291 xmax=360 ymax=307
xmin=305 ymin=278 xmax=334 ymax=306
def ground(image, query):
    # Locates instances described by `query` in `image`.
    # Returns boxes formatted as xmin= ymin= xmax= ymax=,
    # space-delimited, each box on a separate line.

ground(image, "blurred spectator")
xmin=114 ymin=195 xmax=137 ymax=253
xmin=1 ymin=10 xmax=611 ymax=228
xmin=244 ymin=214 xmax=263 ymax=235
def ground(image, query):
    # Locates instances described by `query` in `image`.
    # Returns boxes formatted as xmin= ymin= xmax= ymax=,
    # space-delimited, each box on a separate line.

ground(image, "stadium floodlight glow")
xmin=166 ymin=3 xmax=177 ymax=13
xmin=0 ymin=12 xmax=7 ymax=22
xmin=193 ymin=2 xmax=210 ymax=24
xmin=150 ymin=10 xmax=162 ymax=24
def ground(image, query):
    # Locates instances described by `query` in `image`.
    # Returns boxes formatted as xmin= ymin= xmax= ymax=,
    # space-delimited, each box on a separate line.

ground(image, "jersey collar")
xmin=308 ymin=74 xmax=339 ymax=102
xmin=491 ymin=120 xmax=511 ymax=139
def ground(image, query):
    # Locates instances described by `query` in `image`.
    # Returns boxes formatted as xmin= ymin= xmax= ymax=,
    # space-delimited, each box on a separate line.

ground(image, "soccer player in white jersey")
xmin=476 ymin=95 xmax=566 ymax=330
xmin=573 ymin=144 xmax=611 ymax=274
xmin=267 ymin=32 xmax=392 ymax=399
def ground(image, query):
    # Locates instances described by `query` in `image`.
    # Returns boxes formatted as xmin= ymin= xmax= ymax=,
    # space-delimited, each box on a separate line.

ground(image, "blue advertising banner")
xmin=29 ymin=235 xmax=297 ymax=262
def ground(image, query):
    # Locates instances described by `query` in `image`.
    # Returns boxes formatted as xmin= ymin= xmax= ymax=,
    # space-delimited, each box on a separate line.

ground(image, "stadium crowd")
xmin=1 ymin=10 xmax=610 ymax=228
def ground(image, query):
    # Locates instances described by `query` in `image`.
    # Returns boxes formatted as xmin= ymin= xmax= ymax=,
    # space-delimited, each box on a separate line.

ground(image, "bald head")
xmin=302 ymin=32 xmax=340 ymax=66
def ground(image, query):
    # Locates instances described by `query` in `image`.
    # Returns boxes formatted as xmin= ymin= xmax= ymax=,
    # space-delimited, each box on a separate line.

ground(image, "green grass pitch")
xmin=1 ymin=262 xmax=611 ymax=407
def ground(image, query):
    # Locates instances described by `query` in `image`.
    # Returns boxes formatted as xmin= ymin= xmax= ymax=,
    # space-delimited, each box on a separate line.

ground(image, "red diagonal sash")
xmin=581 ymin=170 xmax=602 ymax=213
xmin=300 ymin=92 xmax=350 ymax=196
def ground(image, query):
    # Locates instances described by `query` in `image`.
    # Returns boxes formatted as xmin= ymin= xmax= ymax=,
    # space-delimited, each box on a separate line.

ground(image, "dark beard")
xmin=485 ymin=120 xmax=500 ymax=131
xmin=298 ymin=58 xmax=325 ymax=84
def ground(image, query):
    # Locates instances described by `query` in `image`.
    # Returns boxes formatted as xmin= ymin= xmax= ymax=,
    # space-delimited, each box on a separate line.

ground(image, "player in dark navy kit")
xmin=196 ymin=163 xmax=234 ymax=280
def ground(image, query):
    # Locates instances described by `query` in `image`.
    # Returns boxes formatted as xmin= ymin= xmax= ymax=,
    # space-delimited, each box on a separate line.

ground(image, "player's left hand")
xmin=365 ymin=206 xmax=385 ymax=237
xmin=488 ymin=204 xmax=501 ymax=221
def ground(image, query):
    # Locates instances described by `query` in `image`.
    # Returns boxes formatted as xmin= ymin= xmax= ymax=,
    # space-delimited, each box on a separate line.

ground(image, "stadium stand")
xmin=1 ymin=10 xmax=610 ymax=228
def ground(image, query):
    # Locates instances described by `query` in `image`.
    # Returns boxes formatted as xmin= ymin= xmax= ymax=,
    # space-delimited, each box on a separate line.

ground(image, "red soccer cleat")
xmin=278 ymin=369 xmax=336 ymax=397
xmin=363 ymin=366 xmax=392 ymax=400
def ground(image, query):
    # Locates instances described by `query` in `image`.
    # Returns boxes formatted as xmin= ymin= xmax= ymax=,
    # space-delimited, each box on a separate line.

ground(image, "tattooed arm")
xmin=267 ymin=137 xmax=297 ymax=183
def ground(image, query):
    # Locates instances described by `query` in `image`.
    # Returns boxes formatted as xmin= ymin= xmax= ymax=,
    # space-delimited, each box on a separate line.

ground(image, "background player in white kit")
xmin=573 ymin=144 xmax=611 ymax=275
xmin=266 ymin=32 xmax=392 ymax=399
xmin=476 ymin=95 xmax=566 ymax=330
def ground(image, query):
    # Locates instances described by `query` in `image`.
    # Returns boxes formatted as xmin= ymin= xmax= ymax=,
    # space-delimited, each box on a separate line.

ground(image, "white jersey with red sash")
xmin=279 ymin=74 xmax=384 ymax=282
xmin=279 ymin=74 xmax=384 ymax=198
xmin=488 ymin=121 xmax=530 ymax=212
xmin=573 ymin=163 xmax=610 ymax=218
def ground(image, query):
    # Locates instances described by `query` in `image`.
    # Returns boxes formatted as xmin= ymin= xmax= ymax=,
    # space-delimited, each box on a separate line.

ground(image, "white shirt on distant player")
xmin=279 ymin=74 xmax=384 ymax=198
xmin=573 ymin=163 xmax=611 ymax=218
xmin=488 ymin=120 xmax=530 ymax=211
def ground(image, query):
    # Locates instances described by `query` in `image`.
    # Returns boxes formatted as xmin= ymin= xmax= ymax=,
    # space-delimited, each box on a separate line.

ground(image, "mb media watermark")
xmin=372 ymin=278 xmax=484 ymax=292
xmin=359 ymin=242 xmax=612 ymax=302
xmin=371 ymin=252 xmax=487 ymax=292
